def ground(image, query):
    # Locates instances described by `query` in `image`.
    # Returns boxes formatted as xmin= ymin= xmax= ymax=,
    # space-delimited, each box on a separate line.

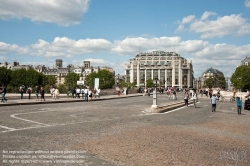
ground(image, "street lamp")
xmin=67 ymin=64 xmax=71 ymax=91
xmin=151 ymin=77 xmax=158 ymax=109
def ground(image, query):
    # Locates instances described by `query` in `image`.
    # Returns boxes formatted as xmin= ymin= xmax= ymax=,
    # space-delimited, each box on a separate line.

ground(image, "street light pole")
xmin=151 ymin=77 xmax=158 ymax=110
xmin=67 ymin=64 xmax=71 ymax=91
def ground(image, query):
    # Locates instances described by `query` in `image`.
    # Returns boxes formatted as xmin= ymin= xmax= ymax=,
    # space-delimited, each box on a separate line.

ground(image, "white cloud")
xmin=0 ymin=0 xmax=90 ymax=26
xmin=201 ymin=11 xmax=217 ymax=20
xmin=245 ymin=0 xmax=250 ymax=8
xmin=30 ymin=37 xmax=113 ymax=57
xmin=176 ymin=12 xmax=250 ymax=38
xmin=1 ymin=36 xmax=250 ymax=78
xmin=182 ymin=15 xmax=196 ymax=24
xmin=0 ymin=42 xmax=29 ymax=54
xmin=112 ymin=36 xmax=181 ymax=55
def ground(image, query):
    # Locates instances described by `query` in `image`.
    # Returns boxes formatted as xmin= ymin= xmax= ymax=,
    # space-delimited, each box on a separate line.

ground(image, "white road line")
xmin=10 ymin=111 xmax=57 ymax=126
xmin=0 ymin=125 xmax=16 ymax=130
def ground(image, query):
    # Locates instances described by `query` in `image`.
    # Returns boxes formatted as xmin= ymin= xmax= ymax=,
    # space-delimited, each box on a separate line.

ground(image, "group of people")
xmin=20 ymin=85 xmax=46 ymax=101
xmin=70 ymin=87 xmax=101 ymax=102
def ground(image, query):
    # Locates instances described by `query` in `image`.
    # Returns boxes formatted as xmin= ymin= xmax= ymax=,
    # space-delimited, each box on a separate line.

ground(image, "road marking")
xmin=10 ymin=111 xmax=56 ymax=126
xmin=0 ymin=125 xmax=16 ymax=130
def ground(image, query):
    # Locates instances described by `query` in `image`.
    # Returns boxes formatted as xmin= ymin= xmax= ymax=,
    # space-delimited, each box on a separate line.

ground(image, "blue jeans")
xmin=1 ymin=93 xmax=6 ymax=102
xmin=20 ymin=92 xmax=23 ymax=99
xmin=237 ymin=106 xmax=242 ymax=114
xmin=85 ymin=93 xmax=88 ymax=101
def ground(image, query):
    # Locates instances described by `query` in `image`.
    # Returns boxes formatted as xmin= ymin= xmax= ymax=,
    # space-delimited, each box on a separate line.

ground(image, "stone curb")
xmin=0 ymin=94 xmax=143 ymax=107
xmin=147 ymin=100 xmax=194 ymax=113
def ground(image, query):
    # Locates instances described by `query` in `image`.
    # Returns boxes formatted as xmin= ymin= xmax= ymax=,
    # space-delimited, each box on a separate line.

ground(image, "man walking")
xmin=19 ymin=85 xmax=25 ymax=100
xmin=211 ymin=94 xmax=219 ymax=112
xmin=1 ymin=84 xmax=7 ymax=103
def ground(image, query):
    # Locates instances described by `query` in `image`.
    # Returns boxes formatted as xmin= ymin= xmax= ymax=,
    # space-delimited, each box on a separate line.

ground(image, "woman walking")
xmin=35 ymin=86 xmax=39 ymax=101
xmin=40 ymin=87 xmax=45 ymax=101
xmin=184 ymin=91 xmax=189 ymax=106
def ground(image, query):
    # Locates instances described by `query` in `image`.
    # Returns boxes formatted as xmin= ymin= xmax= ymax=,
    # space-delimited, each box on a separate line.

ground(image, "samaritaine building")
xmin=125 ymin=51 xmax=193 ymax=88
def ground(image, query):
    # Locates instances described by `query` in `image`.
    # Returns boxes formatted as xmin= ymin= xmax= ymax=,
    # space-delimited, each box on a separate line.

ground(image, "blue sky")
xmin=0 ymin=0 xmax=250 ymax=78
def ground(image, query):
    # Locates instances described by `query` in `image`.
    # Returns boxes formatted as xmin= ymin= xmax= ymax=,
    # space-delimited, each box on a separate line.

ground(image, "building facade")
xmin=197 ymin=67 xmax=225 ymax=89
xmin=241 ymin=56 xmax=250 ymax=66
xmin=124 ymin=51 xmax=193 ymax=88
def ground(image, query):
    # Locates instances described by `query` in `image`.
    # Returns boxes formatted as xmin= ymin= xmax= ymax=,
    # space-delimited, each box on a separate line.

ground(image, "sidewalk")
xmin=0 ymin=93 xmax=143 ymax=107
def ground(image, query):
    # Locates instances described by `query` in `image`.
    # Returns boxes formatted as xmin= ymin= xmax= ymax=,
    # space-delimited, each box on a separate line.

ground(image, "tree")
xmin=231 ymin=65 xmax=250 ymax=90
xmin=10 ymin=68 xmax=27 ymax=90
xmin=43 ymin=75 xmax=57 ymax=87
xmin=26 ymin=69 xmax=44 ymax=87
xmin=65 ymin=72 xmax=80 ymax=89
xmin=85 ymin=70 xmax=115 ymax=89
xmin=204 ymin=77 xmax=214 ymax=88
xmin=146 ymin=78 xmax=154 ymax=88
xmin=218 ymin=75 xmax=226 ymax=89
xmin=0 ymin=67 xmax=12 ymax=86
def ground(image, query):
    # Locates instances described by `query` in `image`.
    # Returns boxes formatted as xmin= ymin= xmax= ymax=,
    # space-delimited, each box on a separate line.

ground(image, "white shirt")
xmin=97 ymin=89 xmax=101 ymax=93
xmin=84 ymin=89 xmax=88 ymax=94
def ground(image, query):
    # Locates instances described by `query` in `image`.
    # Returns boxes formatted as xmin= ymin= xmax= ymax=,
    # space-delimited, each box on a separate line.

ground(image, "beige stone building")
xmin=124 ymin=51 xmax=193 ymax=88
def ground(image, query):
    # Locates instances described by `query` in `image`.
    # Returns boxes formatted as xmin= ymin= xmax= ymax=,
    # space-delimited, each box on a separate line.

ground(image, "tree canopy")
xmin=231 ymin=65 xmax=250 ymax=90
xmin=0 ymin=67 xmax=12 ymax=86
xmin=204 ymin=77 xmax=214 ymax=88
xmin=146 ymin=78 xmax=154 ymax=88
xmin=85 ymin=70 xmax=115 ymax=89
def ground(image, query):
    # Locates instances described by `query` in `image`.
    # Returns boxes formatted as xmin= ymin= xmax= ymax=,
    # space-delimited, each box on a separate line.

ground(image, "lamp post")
xmin=67 ymin=64 xmax=71 ymax=91
xmin=151 ymin=77 xmax=158 ymax=110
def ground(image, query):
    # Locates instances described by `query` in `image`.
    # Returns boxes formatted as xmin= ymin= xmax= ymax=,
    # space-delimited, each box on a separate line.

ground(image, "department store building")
xmin=124 ymin=51 xmax=194 ymax=88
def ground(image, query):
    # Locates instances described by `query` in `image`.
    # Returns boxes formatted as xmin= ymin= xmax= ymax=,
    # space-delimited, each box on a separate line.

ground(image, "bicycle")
xmin=230 ymin=96 xmax=235 ymax=102
xmin=220 ymin=95 xmax=225 ymax=102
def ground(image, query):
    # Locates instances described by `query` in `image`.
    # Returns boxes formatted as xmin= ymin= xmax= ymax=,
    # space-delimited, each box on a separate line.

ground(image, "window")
xmin=245 ymin=62 xmax=249 ymax=66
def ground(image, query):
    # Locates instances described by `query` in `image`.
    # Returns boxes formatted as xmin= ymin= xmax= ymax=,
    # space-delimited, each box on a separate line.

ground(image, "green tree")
xmin=204 ymin=77 xmax=214 ymax=88
xmin=146 ymin=78 xmax=154 ymax=88
xmin=10 ymin=69 xmax=27 ymax=91
xmin=231 ymin=65 xmax=250 ymax=90
xmin=119 ymin=81 xmax=126 ymax=88
xmin=218 ymin=75 xmax=226 ymax=89
xmin=65 ymin=72 xmax=80 ymax=89
xmin=43 ymin=75 xmax=57 ymax=87
xmin=26 ymin=69 xmax=43 ymax=87
xmin=85 ymin=70 xmax=114 ymax=89
xmin=0 ymin=67 xmax=12 ymax=86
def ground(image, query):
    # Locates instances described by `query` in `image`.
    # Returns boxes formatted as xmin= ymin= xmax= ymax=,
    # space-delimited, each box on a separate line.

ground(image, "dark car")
xmin=244 ymin=100 xmax=250 ymax=110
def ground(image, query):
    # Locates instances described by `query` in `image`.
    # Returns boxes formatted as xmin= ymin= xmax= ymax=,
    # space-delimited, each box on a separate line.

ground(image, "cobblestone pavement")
xmin=0 ymin=93 xmax=249 ymax=166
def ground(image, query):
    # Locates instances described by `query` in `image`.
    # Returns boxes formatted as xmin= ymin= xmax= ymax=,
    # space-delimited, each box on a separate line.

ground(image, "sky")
xmin=0 ymin=0 xmax=250 ymax=78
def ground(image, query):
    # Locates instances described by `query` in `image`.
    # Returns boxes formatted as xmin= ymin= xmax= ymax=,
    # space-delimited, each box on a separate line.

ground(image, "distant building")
xmin=55 ymin=59 xmax=63 ymax=68
xmin=124 ymin=51 xmax=194 ymax=88
xmin=241 ymin=56 xmax=250 ymax=66
xmin=197 ymin=67 xmax=225 ymax=88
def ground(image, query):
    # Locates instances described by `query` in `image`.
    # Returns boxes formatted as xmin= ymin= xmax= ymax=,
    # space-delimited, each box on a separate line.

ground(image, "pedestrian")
xmin=40 ymin=87 xmax=45 ymax=101
xmin=184 ymin=91 xmax=189 ymax=106
xmin=0 ymin=84 xmax=7 ymax=103
xmin=35 ymin=85 xmax=39 ymax=101
xmin=71 ymin=87 xmax=76 ymax=98
xmin=54 ymin=88 xmax=60 ymax=99
xmin=167 ymin=88 xmax=171 ymax=100
xmin=19 ymin=85 xmax=25 ymax=100
xmin=76 ymin=87 xmax=80 ymax=98
xmin=211 ymin=94 xmax=219 ymax=112
xmin=236 ymin=96 xmax=242 ymax=114
xmin=26 ymin=87 xmax=32 ymax=100
xmin=97 ymin=87 xmax=101 ymax=98
xmin=147 ymin=88 xmax=151 ymax=96
xmin=88 ymin=88 xmax=93 ymax=102
xmin=173 ymin=90 xmax=177 ymax=100
xmin=84 ymin=88 xmax=88 ymax=102
xmin=51 ymin=87 xmax=56 ymax=99
xmin=81 ymin=88 xmax=85 ymax=99
xmin=192 ymin=90 xmax=198 ymax=108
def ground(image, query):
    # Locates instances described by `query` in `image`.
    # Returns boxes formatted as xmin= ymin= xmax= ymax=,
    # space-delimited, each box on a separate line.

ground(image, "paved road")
xmin=0 ymin=93 xmax=249 ymax=166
